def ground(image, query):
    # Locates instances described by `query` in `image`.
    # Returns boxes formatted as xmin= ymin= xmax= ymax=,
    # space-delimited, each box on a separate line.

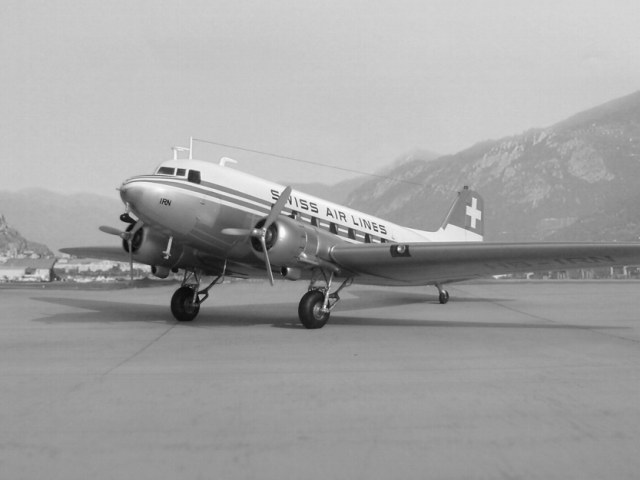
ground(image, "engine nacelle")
xmin=280 ymin=266 xmax=302 ymax=281
xmin=151 ymin=266 xmax=172 ymax=279
xmin=123 ymin=224 xmax=183 ymax=268
xmin=250 ymin=216 xmax=342 ymax=271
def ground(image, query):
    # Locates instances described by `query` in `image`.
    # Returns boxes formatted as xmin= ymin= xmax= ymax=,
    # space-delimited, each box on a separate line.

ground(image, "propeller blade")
xmin=99 ymin=225 xmax=125 ymax=237
xmin=260 ymin=235 xmax=275 ymax=286
xmin=264 ymin=186 xmax=292 ymax=229
xmin=257 ymin=186 xmax=291 ymax=286
xmin=127 ymin=221 xmax=144 ymax=285
xmin=129 ymin=220 xmax=144 ymax=237
xmin=221 ymin=228 xmax=251 ymax=236
xmin=128 ymin=237 xmax=134 ymax=285
xmin=219 ymin=187 xmax=290 ymax=286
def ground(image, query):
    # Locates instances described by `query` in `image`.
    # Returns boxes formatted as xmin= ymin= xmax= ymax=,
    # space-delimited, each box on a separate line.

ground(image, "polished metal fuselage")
xmin=118 ymin=159 xmax=431 ymax=279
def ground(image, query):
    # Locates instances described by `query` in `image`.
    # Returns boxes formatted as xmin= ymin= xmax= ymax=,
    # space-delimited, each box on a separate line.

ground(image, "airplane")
xmin=62 ymin=141 xmax=640 ymax=329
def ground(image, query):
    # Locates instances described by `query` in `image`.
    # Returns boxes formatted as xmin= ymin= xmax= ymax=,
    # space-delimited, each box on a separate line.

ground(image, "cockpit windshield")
xmin=155 ymin=165 xmax=201 ymax=183
xmin=156 ymin=166 xmax=175 ymax=175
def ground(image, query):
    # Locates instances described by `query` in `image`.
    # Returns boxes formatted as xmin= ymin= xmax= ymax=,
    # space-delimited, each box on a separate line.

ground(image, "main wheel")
xmin=298 ymin=290 xmax=330 ymax=329
xmin=438 ymin=289 xmax=450 ymax=304
xmin=171 ymin=286 xmax=200 ymax=321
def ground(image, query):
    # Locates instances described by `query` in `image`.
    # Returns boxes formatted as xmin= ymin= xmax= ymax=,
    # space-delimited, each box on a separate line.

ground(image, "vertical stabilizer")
xmin=437 ymin=186 xmax=484 ymax=242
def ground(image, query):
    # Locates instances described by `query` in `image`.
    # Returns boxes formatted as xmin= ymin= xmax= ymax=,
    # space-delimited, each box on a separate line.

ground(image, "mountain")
xmin=0 ymin=189 xmax=123 ymax=253
xmin=4 ymin=91 xmax=640 ymax=253
xmin=345 ymin=90 xmax=640 ymax=242
xmin=0 ymin=214 xmax=53 ymax=257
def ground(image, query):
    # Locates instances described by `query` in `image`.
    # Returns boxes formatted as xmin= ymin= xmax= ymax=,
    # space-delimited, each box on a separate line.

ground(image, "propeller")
xmin=99 ymin=225 xmax=126 ymax=236
xmin=99 ymin=220 xmax=144 ymax=283
xmin=222 ymin=186 xmax=292 ymax=285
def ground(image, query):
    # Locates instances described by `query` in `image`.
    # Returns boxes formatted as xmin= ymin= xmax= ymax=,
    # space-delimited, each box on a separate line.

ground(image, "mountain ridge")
xmin=0 ymin=214 xmax=53 ymax=257
xmin=0 ymin=190 xmax=123 ymax=253
xmin=345 ymin=90 xmax=640 ymax=241
xmin=3 ymin=90 xmax=640 ymax=251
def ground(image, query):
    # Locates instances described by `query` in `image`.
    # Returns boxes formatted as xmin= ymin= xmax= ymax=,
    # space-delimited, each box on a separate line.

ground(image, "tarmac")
xmin=1 ymin=280 xmax=640 ymax=479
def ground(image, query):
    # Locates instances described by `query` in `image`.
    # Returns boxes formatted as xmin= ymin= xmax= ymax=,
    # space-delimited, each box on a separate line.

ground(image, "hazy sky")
xmin=2 ymin=0 xmax=639 ymax=196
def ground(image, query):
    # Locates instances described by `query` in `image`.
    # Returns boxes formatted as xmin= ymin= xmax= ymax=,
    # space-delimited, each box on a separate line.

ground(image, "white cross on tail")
xmin=465 ymin=197 xmax=482 ymax=229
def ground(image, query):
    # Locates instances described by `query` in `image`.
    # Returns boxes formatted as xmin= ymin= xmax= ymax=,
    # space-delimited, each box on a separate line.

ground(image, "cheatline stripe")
xmin=125 ymin=178 xmax=272 ymax=216
xmin=127 ymin=178 xmax=318 ymax=228
xmin=127 ymin=178 xmax=306 ymax=224
xmin=127 ymin=176 xmax=273 ymax=209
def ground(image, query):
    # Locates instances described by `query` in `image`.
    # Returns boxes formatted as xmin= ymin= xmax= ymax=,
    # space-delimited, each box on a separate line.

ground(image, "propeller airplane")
xmin=62 ymin=140 xmax=640 ymax=329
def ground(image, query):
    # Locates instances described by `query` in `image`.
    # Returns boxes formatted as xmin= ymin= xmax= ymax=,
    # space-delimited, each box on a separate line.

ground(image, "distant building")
xmin=56 ymin=258 xmax=122 ymax=273
xmin=54 ymin=258 xmax=151 ymax=281
xmin=0 ymin=258 xmax=58 ymax=282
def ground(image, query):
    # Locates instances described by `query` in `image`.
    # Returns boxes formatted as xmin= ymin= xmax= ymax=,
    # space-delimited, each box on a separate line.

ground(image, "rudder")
xmin=438 ymin=186 xmax=484 ymax=241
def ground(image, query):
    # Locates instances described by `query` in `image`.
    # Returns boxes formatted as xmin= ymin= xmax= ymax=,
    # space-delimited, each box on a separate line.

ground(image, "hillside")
xmin=0 ymin=189 xmax=123 ymax=252
xmin=0 ymin=214 xmax=52 ymax=256
xmin=3 ymin=91 xmax=640 ymax=252
xmin=345 ymin=90 xmax=640 ymax=242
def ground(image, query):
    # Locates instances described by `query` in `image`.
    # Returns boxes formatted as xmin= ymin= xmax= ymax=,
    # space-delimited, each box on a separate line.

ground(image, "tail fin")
xmin=437 ymin=186 xmax=484 ymax=242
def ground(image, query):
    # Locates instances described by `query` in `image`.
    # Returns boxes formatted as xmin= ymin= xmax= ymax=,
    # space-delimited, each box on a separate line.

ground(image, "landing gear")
xmin=170 ymin=267 xmax=225 ymax=322
xmin=171 ymin=286 xmax=200 ymax=321
xmin=298 ymin=271 xmax=352 ymax=329
xmin=436 ymin=284 xmax=450 ymax=304
xmin=298 ymin=290 xmax=330 ymax=329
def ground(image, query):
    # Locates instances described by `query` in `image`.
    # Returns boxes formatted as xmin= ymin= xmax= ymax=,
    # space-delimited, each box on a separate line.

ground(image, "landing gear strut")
xmin=170 ymin=268 xmax=225 ymax=322
xmin=436 ymin=284 xmax=450 ymax=304
xmin=298 ymin=271 xmax=352 ymax=329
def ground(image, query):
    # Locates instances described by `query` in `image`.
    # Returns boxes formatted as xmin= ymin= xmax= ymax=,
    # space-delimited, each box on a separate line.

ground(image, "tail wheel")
xmin=171 ymin=286 xmax=200 ymax=321
xmin=298 ymin=290 xmax=330 ymax=329
xmin=439 ymin=289 xmax=450 ymax=304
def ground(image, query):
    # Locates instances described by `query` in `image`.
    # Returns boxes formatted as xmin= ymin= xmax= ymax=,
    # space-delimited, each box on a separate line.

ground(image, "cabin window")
xmin=348 ymin=228 xmax=356 ymax=240
xmin=188 ymin=170 xmax=201 ymax=184
xmin=364 ymin=233 xmax=371 ymax=243
xmin=330 ymin=223 xmax=338 ymax=234
xmin=176 ymin=168 xmax=186 ymax=177
xmin=157 ymin=166 xmax=175 ymax=175
xmin=311 ymin=217 xmax=318 ymax=227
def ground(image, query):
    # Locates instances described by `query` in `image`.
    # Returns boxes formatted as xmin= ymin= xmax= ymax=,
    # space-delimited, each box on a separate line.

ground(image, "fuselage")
xmin=119 ymin=159 xmax=435 ymax=269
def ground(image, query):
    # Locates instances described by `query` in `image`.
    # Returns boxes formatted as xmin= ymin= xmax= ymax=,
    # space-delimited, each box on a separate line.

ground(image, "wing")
xmin=59 ymin=246 xmax=258 ymax=279
xmin=59 ymin=247 xmax=131 ymax=263
xmin=329 ymin=242 xmax=640 ymax=285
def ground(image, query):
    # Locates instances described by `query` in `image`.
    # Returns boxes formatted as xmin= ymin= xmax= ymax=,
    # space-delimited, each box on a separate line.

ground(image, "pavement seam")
xmin=101 ymin=323 xmax=178 ymax=376
xmin=454 ymin=285 xmax=640 ymax=346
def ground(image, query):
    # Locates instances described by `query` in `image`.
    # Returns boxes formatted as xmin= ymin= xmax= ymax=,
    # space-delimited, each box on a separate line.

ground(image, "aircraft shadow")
xmin=30 ymin=292 xmax=624 ymax=331
xmin=342 ymin=289 xmax=512 ymax=307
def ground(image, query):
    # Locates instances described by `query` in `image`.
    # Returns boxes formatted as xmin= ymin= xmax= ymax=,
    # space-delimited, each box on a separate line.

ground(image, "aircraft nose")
xmin=119 ymin=181 xmax=145 ymax=208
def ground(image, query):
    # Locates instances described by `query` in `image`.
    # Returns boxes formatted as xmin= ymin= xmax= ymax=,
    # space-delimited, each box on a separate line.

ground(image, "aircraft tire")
xmin=298 ymin=290 xmax=330 ymax=329
xmin=439 ymin=290 xmax=450 ymax=304
xmin=171 ymin=286 xmax=200 ymax=321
